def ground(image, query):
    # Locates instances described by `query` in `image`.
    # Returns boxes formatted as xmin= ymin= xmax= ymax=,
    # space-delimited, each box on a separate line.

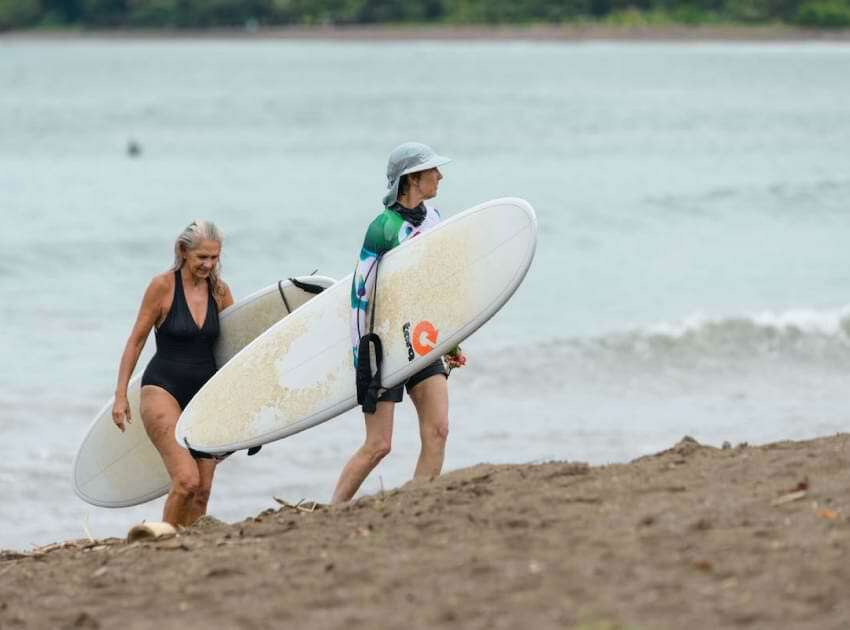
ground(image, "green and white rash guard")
xmin=350 ymin=202 xmax=441 ymax=362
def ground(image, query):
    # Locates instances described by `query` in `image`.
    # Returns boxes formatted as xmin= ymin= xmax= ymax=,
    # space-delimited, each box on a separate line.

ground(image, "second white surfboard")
xmin=73 ymin=274 xmax=336 ymax=508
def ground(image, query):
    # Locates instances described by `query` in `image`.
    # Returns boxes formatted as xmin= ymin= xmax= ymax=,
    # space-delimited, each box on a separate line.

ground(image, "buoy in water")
xmin=126 ymin=139 xmax=142 ymax=157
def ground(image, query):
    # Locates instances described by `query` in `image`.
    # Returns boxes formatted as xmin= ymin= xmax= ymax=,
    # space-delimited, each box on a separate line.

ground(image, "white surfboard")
xmin=176 ymin=198 xmax=537 ymax=453
xmin=72 ymin=274 xmax=336 ymax=508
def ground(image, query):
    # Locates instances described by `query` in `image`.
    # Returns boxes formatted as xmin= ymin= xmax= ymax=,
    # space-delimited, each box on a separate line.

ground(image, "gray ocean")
xmin=1 ymin=38 xmax=849 ymax=551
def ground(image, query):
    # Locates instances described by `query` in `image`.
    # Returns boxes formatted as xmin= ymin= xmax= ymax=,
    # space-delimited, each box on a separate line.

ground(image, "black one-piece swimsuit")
xmin=141 ymin=269 xmax=220 ymax=409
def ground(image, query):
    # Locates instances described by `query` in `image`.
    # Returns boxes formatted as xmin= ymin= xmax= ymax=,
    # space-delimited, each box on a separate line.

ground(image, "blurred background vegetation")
xmin=1 ymin=0 xmax=849 ymax=31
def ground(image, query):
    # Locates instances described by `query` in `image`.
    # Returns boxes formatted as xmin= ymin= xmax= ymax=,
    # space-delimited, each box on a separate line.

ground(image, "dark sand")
xmin=2 ymin=434 xmax=849 ymax=629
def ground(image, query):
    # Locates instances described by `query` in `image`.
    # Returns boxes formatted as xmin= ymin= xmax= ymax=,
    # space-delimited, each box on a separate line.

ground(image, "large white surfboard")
xmin=176 ymin=198 xmax=537 ymax=453
xmin=73 ymin=274 xmax=336 ymax=508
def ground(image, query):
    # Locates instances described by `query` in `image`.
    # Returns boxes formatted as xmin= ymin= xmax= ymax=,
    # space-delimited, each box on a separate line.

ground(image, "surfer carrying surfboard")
xmin=332 ymin=142 xmax=467 ymax=503
xmin=111 ymin=220 xmax=234 ymax=526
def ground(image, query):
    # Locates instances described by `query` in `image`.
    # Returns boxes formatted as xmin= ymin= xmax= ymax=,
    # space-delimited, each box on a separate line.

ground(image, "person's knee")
xmin=171 ymin=471 xmax=201 ymax=498
xmin=435 ymin=421 xmax=449 ymax=442
xmin=363 ymin=436 xmax=391 ymax=463
xmin=423 ymin=417 xmax=449 ymax=447
xmin=414 ymin=417 xmax=448 ymax=480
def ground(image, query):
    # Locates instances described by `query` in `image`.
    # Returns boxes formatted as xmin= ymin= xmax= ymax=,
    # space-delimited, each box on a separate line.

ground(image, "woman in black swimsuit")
xmin=112 ymin=220 xmax=234 ymax=526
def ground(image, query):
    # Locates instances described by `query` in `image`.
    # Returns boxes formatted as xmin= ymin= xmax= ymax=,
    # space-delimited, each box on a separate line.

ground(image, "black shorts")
xmin=378 ymin=358 xmax=448 ymax=403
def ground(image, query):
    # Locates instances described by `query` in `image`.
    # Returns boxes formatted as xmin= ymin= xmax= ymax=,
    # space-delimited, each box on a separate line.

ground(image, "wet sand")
xmin=2 ymin=433 xmax=849 ymax=629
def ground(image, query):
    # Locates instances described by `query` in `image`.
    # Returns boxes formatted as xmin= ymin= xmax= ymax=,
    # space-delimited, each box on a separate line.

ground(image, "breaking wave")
xmin=589 ymin=305 xmax=850 ymax=363
xmin=478 ymin=305 xmax=850 ymax=378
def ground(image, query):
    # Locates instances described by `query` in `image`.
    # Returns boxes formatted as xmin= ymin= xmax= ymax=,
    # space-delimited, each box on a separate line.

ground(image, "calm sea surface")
xmin=1 ymin=38 xmax=849 ymax=550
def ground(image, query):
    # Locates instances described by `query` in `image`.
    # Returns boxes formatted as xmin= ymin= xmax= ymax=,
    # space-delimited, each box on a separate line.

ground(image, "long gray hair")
xmin=171 ymin=220 xmax=224 ymax=296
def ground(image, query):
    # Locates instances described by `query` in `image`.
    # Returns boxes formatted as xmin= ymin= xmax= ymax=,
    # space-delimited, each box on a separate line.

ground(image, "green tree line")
xmin=2 ymin=0 xmax=849 ymax=31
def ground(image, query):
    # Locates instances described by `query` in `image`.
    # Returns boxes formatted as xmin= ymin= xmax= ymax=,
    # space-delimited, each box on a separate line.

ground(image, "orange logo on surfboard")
xmin=411 ymin=321 xmax=438 ymax=356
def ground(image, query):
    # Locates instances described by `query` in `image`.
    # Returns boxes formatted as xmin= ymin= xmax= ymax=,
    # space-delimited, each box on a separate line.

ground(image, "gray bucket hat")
xmin=383 ymin=142 xmax=451 ymax=207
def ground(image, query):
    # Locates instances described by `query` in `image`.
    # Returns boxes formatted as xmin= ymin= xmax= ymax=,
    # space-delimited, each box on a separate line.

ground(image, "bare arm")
xmin=217 ymin=281 xmax=235 ymax=311
xmin=112 ymin=276 xmax=169 ymax=431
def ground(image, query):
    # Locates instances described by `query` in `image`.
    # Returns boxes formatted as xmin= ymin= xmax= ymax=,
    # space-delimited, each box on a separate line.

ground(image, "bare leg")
xmin=186 ymin=458 xmax=217 ymax=525
xmin=140 ymin=386 xmax=203 ymax=526
xmin=409 ymin=375 xmax=449 ymax=480
xmin=331 ymin=401 xmax=395 ymax=504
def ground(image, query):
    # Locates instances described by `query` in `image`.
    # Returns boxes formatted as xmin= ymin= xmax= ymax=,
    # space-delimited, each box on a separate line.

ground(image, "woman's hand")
xmin=112 ymin=396 xmax=131 ymax=432
xmin=444 ymin=346 xmax=467 ymax=370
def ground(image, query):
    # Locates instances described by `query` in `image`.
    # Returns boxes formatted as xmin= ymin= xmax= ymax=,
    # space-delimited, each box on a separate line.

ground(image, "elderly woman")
xmin=111 ymin=220 xmax=234 ymax=526
xmin=332 ymin=142 xmax=466 ymax=503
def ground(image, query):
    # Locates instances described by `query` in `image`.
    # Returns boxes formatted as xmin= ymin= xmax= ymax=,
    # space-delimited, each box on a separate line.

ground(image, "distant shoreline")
xmin=4 ymin=23 xmax=850 ymax=42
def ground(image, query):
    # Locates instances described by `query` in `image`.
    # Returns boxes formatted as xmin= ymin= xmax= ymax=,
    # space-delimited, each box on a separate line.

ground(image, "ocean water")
xmin=1 ymin=38 xmax=849 ymax=550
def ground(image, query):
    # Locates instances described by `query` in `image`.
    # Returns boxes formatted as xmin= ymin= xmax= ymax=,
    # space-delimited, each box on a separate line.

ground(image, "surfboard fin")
xmin=288 ymin=277 xmax=327 ymax=295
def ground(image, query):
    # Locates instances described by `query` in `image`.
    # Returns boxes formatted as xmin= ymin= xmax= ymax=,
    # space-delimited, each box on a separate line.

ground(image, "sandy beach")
xmin=2 ymin=433 xmax=848 ymax=629
xmin=3 ymin=23 xmax=850 ymax=42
